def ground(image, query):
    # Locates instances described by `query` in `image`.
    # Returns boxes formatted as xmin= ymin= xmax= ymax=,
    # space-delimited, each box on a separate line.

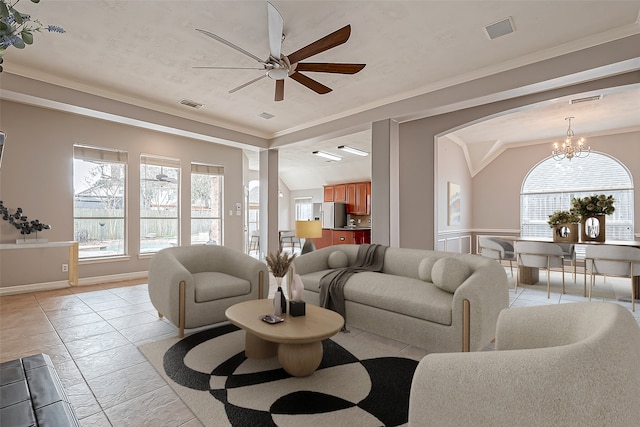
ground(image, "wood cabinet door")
xmin=333 ymin=184 xmax=347 ymax=202
xmin=346 ymin=183 xmax=357 ymax=213
xmin=324 ymin=186 xmax=334 ymax=202
xmin=315 ymin=229 xmax=333 ymax=249
xmin=355 ymin=182 xmax=370 ymax=214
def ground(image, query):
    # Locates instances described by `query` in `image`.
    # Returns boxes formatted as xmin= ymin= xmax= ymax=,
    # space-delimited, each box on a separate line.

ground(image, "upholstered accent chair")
xmin=478 ymin=237 xmax=515 ymax=278
xmin=409 ymin=302 xmax=640 ymax=426
xmin=585 ymin=245 xmax=640 ymax=312
xmin=148 ymin=245 xmax=268 ymax=337
xmin=515 ymin=241 xmax=565 ymax=298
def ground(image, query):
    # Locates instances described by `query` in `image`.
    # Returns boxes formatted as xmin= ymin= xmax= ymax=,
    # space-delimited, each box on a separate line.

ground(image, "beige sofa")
xmin=148 ymin=245 xmax=268 ymax=337
xmin=292 ymin=245 xmax=509 ymax=353
xmin=409 ymin=302 xmax=640 ymax=426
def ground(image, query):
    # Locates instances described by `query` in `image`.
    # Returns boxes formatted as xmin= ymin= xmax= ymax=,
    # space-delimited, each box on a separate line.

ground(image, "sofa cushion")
xmin=342 ymin=272 xmax=454 ymax=325
xmin=418 ymin=257 xmax=438 ymax=282
xmin=328 ymin=251 xmax=350 ymax=269
xmin=193 ymin=272 xmax=251 ymax=302
xmin=431 ymin=257 xmax=471 ymax=293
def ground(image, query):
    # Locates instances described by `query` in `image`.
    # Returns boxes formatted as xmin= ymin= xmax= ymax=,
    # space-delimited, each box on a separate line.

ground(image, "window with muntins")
xmin=191 ymin=163 xmax=224 ymax=245
xmin=521 ymin=152 xmax=634 ymax=240
xmin=295 ymin=197 xmax=313 ymax=220
xmin=140 ymin=155 xmax=180 ymax=253
xmin=73 ymin=145 xmax=127 ymax=259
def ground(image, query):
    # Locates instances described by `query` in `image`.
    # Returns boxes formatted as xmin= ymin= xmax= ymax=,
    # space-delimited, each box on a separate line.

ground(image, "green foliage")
xmin=0 ymin=0 xmax=64 ymax=70
xmin=571 ymin=194 xmax=615 ymax=217
xmin=547 ymin=210 xmax=581 ymax=228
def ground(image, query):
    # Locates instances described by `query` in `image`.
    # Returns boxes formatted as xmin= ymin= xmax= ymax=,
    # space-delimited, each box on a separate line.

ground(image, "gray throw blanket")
xmin=319 ymin=244 xmax=388 ymax=327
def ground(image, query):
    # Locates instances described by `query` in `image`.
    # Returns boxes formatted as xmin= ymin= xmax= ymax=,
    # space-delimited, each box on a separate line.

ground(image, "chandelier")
xmin=551 ymin=117 xmax=590 ymax=161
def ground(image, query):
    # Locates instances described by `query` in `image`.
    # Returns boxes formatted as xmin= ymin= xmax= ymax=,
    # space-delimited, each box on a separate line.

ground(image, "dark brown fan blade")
xmin=275 ymin=79 xmax=284 ymax=101
xmin=295 ymin=63 xmax=365 ymax=74
xmin=289 ymin=72 xmax=331 ymax=94
xmin=287 ymin=25 xmax=351 ymax=65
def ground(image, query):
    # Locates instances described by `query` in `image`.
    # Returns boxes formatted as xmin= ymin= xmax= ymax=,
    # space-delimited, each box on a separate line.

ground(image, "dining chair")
xmin=585 ymin=245 xmax=640 ymax=312
xmin=515 ymin=241 xmax=565 ymax=298
xmin=555 ymin=243 xmax=577 ymax=283
xmin=478 ymin=237 xmax=516 ymax=278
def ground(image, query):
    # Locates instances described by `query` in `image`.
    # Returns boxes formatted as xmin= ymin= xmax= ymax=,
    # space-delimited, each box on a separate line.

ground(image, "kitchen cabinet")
xmin=314 ymin=228 xmax=371 ymax=249
xmin=323 ymin=186 xmax=334 ymax=202
xmin=314 ymin=229 xmax=334 ymax=249
xmin=332 ymin=229 xmax=371 ymax=246
xmin=326 ymin=181 xmax=370 ymax=214
xmin=333 ymin=184 xmax=347 ymax=202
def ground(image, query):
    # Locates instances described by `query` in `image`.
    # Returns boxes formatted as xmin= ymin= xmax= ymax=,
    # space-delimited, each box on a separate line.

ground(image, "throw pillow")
xmin=418 ymin=257 xmax=437 ymax=282
xmin=328 ymin=250 xmax=349 ymax=269
xmin=431 ymin=257 xmax=472 ymax=293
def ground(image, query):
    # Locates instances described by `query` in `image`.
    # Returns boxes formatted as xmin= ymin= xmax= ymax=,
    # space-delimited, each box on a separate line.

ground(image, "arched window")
xmin=521 ymin=152 xmax=634 ymax=240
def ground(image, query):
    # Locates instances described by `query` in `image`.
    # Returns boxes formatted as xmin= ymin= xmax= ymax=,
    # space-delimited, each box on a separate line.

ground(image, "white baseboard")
xmin=0 ymin=271 xmax=148 ymax=296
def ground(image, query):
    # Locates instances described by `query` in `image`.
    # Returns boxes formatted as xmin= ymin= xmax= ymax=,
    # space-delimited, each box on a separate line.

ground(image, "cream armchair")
xmin=409 ymin=302 xmax=640 ymax=426
xmin=148 ymin=245 xmax=268 ymax=337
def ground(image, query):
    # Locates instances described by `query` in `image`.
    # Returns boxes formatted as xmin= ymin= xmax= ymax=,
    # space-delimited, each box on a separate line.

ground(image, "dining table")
xmin=507 ymin=237 xmax=640 ymax=298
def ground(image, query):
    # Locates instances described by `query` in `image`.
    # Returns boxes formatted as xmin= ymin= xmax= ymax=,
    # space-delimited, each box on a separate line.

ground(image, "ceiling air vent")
xmin=570 ymin=95 xmax=602 ymax=104
xmin=258 ymin=112 xmax=275 ymax=120
xmin=484 ymin=17 xmax=515 ymax=40
xmin=179 ymin=99 xmax=204 ymax=109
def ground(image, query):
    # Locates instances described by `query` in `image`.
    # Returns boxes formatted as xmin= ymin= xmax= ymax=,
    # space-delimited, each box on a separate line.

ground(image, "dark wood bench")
xmin=0 ymin=353 xmax=79 ymax=426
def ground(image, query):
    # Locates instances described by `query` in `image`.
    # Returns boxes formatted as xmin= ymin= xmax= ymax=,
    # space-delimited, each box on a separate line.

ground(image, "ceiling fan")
xmin=194 ymin=2 xmax=365 ymax=101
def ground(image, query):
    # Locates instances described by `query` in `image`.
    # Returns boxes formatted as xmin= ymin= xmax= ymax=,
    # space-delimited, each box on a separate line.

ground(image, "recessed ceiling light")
xmin=179 ymin=99 xmax=204 ymax=109
xmin=338 ymin=145 xmax=369 ymax=156
xmin=570 ymin=95 xmax=602 ymax=104
xmin=312 ymin=151 xmax=342 ymax=161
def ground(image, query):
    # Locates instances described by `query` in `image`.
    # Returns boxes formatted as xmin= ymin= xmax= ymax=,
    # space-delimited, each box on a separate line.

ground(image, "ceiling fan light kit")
xmin=313 ymin=151 xmax=342 ymax=162
xmin=195 ymin=2 xmax=365 ymax=101
xmin=338 ymin=145 xmax=369 ymax=156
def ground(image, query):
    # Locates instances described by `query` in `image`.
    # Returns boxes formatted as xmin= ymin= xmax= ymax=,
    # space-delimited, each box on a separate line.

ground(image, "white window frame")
xmin=73 ymin=145 xmax=127 ymax=259
xmin=140 ymin=154 xmax=181 ymax=254
xmin=190 ymin=163 xmax=224 ymax=245
xmin=295 ymin=197 xmax=313 ymax=221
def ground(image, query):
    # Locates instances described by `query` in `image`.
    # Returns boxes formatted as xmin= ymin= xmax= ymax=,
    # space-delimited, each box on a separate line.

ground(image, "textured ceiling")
xmin=2 ymin=1 xmax=640 ymax=189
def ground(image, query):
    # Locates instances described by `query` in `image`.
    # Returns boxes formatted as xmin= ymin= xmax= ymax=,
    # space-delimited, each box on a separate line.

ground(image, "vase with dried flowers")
xmin=265 ymin=250 xmax=296 ymax=314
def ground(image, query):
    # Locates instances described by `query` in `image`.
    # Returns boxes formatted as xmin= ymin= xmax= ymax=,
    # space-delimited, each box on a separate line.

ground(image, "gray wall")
xmin=0 ymin=100 xmax=246 ymax=288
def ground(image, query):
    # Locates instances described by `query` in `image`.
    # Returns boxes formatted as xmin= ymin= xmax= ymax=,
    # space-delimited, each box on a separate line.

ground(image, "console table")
xmin=0 ymin=241 xmax=79 ymax=286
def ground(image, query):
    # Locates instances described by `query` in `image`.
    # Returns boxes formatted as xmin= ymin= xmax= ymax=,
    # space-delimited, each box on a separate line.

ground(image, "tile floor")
xmin=1 ymin=268 xmax=639 ymax=426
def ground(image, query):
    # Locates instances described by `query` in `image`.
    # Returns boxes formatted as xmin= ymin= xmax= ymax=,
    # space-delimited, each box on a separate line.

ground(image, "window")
xmin=140 ymin=155 xmax=180 ymax=253
xmin=191 ymin=163 xmax=224 ymax=245
xmin=73 ymin=145 xmax=127 ymax=259
xmin=295 ymin=197 xmax=313 ymax=220
xmin=521 ymin=152 xmax=634 ymax=240
xmin=248 ymin=180 xmax=260 ymax=241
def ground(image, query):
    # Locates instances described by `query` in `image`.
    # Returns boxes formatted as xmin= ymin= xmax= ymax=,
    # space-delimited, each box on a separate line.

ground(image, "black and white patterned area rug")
xmin=139 ymin=323 xmax=418 ymax=426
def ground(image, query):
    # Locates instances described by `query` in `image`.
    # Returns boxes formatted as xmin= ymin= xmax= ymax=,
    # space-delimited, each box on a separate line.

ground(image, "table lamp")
xmin=295 ymin=220 xmax=322 ymax=254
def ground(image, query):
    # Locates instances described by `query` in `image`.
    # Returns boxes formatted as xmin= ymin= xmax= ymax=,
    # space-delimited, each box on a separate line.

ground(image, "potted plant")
xmin=547 ymin=210 xmax=580 ymax=243
xmin=0 ymin=0 xmax=65 ymax=72
xmin=265 ymin=250 xmax=296 ymax=314
xmin=571 ymin=194 xmax=615 ymax=242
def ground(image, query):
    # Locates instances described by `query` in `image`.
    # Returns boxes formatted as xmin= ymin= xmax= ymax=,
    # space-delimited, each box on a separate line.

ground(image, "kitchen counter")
xmin=316 ymin=227 xmax=371 ymax=249
xmin=329 ymin=226 xmax=371 ymax=231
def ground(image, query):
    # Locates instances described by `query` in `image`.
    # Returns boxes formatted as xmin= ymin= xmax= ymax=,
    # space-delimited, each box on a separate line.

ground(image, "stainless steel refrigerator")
xmin=321 ymin=202 xmax=347 ymax=228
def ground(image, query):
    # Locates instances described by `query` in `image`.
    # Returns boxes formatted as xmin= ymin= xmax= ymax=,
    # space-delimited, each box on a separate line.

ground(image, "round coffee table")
xmin=225 ymin=299 xmax=344 ymax=377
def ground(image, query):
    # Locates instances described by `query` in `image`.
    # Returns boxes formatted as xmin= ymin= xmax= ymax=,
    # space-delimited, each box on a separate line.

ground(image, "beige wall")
xmin=472 ymin=131 xmax=640 ymax=233
xmin=0 ymin=100 xmax=246 ymax=288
